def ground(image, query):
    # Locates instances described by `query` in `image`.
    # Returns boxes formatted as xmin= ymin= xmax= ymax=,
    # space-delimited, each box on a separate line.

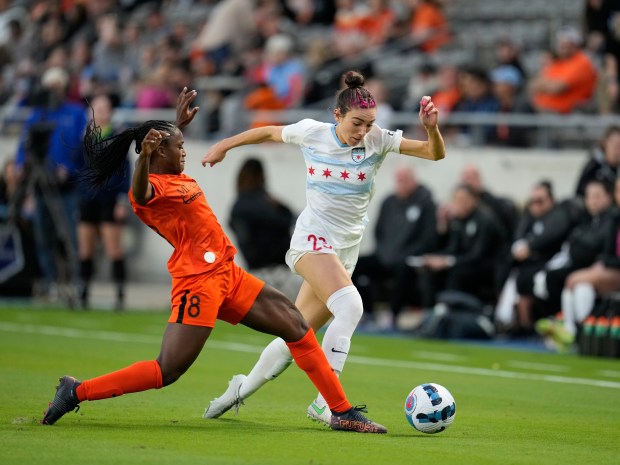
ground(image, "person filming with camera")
xmin=15 ymin=67 xmax=87 ymax=304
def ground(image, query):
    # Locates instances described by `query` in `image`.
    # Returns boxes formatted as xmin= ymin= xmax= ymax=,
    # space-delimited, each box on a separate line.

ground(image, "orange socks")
xmin=76 ymin=360 xmax=162 ymax=402
xmin=286 ymin=329 xmax=351 ymax=413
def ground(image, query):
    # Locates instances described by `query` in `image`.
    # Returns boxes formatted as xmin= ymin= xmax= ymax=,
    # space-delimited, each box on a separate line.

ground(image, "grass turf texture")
xmin=1 ymin=307 xmax=619 ymax=465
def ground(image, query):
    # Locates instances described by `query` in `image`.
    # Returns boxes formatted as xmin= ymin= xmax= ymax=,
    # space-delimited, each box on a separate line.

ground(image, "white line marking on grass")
xmin=506 ymin=360 xmax=569 ymax=372
xmin=598 ymin=370 xmax=620 ymax=378
xmin=347 ymin=355 xmax=620 ymax=390
xmin=2 ymin=322 xmax=620 ymax=390
xmin=412 ymin=351 xmax=466 ymax=362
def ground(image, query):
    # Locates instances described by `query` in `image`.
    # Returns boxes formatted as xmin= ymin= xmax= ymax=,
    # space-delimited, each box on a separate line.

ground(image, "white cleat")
xmin=307 ymin=401 xmax=332 ymax=427
xmin=203 ymin=374 xmax=247 ymax=419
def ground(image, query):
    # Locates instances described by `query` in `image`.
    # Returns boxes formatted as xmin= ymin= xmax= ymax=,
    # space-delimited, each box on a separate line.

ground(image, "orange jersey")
xmin=532 ymin=51 xmax=597 ymax=114
xmin=410 ymin=3 xmax=450 ymax=53
xmin=129 ymin=173 xmax=237 ymax=278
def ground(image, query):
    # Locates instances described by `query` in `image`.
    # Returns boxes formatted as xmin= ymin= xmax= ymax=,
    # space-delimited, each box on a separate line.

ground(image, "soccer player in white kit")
xmin=201 ymin=70 xmax=446 ymax=425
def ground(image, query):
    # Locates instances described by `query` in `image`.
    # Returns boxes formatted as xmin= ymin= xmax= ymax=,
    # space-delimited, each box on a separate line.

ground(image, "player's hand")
xmin=419 ymin=96 xmax=438 ymax=129
xmin=424 ymin=255 xmax=449 ymax=271
xmin=175 ymin=87 xmax=199 ymax=130
xmin=141 ymin=129 xmax=169 ymax=155
xmin=201 ymin=141 xmax=227 ymax=167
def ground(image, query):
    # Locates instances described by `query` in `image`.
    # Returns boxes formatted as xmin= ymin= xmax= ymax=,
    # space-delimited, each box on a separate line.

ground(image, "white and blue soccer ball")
xmin=404 ymin=383 xmax=456 ymax=434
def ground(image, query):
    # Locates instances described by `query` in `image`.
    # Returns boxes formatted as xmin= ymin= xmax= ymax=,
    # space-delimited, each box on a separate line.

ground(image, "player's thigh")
xmin=566 ymin=263 xmax=602 ymax=289
xmin=295 ymin=252 xmax=352 ymax=302
xmin=295 ymin=280 xmax=332 ymax=331
xmin=240 ymin=284 xmax=308 ymax=342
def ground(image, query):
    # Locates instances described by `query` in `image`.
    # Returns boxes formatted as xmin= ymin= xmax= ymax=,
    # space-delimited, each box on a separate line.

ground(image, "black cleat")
xmin=41 ymin=376 xmax=82 ymax=425
xmin=330 ymin=405 xmax=388 ymax=434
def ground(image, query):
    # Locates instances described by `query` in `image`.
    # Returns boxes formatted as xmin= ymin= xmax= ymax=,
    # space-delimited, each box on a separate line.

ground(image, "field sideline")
xmin=1 ymin=307 xmax=619 ymax=465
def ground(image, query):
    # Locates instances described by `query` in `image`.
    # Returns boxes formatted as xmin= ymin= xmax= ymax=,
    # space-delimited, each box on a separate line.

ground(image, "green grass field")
xmin=1 ymin=307 xmax=619 ymax=465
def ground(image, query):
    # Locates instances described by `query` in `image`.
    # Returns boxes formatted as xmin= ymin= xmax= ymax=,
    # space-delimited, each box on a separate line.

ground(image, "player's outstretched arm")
xmin=201 ymin=126 xmax=284 ymax=167
xmin=131 ymin=129 xmax=167 ymax=205
xmin=175 ymin=87 xmax=199 ymax=130
xmin=399 ymin=96 xmax=446 ymax=161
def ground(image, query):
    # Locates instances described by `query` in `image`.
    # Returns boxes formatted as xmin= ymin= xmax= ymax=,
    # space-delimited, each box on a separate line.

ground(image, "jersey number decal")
xmin=308 ymin=234 xmax=333 ymax=251
xmin=179 ymin=290 xmax=201 ymax=319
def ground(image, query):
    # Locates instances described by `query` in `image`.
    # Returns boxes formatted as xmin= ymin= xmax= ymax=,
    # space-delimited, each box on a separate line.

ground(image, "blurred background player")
xmin=77 ymin=94 xmax=129 ymax=310
xmin=229 ymin=157 xmax=300 ymax=300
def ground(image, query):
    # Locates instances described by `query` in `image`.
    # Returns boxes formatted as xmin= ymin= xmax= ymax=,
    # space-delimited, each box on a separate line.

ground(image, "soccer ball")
xmin=404 ymin=383 xmax=456 ymax=434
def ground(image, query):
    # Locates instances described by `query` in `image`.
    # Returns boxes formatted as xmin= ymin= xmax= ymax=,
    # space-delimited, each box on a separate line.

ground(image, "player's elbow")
xmin=432 ymin=150 xmax=446 ymax=161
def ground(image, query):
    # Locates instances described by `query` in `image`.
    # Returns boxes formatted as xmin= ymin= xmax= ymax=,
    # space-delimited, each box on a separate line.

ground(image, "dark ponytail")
xmin=335 ymin=70 xmax=376 ymax=116
xmin=83 ymin=117 xmax=177 ymax=189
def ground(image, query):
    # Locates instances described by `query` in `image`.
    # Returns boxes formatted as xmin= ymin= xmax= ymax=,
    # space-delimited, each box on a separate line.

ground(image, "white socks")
xmin=561 ymin=283 xmax=596 ymax=335
xmin=313 ymin=285 xmax=362 ymax=408
xmin=239 ymin=337 xmax=292 ymax=399
xmin=237 ymin=285 xmax=363 ymax=406
xmin=574 ymin=282 xmax=596 ymax=323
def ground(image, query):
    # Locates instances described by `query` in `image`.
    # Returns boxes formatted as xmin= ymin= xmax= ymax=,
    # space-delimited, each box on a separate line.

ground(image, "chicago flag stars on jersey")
xmin=309 ymin=165 xmax=365 ymax=182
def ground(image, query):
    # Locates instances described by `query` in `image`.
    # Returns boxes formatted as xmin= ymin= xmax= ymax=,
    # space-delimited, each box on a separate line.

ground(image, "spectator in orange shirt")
xmin=410 ymin=0 xmax=451 ymax=53
xmin=530 ymin=27 xmax=598 ymax=114
xmin=356 ymin=0 xmax=396 ymax=48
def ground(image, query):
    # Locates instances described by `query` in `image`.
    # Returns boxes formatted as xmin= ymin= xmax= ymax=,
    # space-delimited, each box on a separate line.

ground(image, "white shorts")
xmin=285 ymin=240 xmax=361 ymax=277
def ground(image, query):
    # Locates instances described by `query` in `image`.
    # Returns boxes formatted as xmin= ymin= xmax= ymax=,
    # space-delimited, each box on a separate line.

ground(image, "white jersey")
xmin=281 ymin=118 xmax=403 ymax=250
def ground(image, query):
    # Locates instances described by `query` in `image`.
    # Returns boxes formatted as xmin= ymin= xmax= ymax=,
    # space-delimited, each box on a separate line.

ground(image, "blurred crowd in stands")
xmin=0 ymin=0 xmax=612 ymax=142
xmin=0 ymin=0 xmax=619 ymax=353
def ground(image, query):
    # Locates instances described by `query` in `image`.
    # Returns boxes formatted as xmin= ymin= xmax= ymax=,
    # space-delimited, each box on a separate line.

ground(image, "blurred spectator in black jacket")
xmin=497 ymin=180 xmax=572 ymax=336
xmin=352 ymin=165 xmax=437 ymax=330
xmin=459 ymin=164 xmax=518 ymax=244
xmin=229 ymin=157 xmax=300 ymax=300
xmin=532 ymin=179 xmax=613 ymax=317
xmin=558 ymin=175 xmax=620 ymax=340
xmin=575 ymin=125 xmax=620 ymax=198
xmin=419 ymin=184 xmax=503 ymax=306
xmin=459 ymin=164 xmax=520 ymax=290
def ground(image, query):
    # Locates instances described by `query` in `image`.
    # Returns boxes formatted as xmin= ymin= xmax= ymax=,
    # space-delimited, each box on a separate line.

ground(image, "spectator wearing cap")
xmin=15 ymin=66 xmax=87 ymax=301
xmin=489 ymin=65 xmax=533 ymax=147
xmin=529 ymin=27 xmax=598 ymax=114
xmin=454 ymin=66 xmax=500 ymax=144
xmin=495 ymin=37 xmax=527 ymax=82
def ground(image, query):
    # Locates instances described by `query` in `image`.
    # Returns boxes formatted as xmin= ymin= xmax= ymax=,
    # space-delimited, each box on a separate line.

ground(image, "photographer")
xmin=15 ymin=67 xmax=87 ymax=302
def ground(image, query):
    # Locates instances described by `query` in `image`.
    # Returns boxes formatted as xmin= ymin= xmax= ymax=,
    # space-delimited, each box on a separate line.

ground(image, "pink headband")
xmin=354 ymin=88 xmax=376 ymax=109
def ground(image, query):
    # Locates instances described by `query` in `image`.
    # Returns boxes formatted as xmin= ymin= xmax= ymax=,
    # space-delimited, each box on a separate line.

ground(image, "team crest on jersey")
xmin=351 ymin=147 xmax=366 ymax=164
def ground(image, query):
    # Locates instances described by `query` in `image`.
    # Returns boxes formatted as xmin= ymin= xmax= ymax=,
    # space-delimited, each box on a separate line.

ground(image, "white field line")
xmin=412 ymin=351 xmax=467 ymax=362
xmin=2 ymin=321 xmax=620 ymax=390
xmin=506 ymin=360 xmax=570 ymax=372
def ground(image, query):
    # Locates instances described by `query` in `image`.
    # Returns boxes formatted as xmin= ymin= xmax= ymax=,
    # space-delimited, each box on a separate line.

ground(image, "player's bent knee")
xmin=157 ymin=360 xmax=190 ymax=387
xmin=284 ymin=302 xmax=310 ymax=340
xmin=328 ymin=286 xmax=364 ymax=326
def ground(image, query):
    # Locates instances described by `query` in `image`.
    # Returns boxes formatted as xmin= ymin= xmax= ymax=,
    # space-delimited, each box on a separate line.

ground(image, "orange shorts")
xmin=169 ymin=259 xmax=265 ymax=328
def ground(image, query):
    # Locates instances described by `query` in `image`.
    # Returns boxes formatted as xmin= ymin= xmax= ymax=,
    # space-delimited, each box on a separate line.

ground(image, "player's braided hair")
xmin=335 ymin=70 xmax=376 ymax=116
xmin=83 ymin=117 xmax=177 ymax=189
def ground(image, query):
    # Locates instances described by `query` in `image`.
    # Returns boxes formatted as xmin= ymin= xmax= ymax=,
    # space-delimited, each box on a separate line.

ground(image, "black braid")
xmin=83 ymin=117 xmax=177 ymax=189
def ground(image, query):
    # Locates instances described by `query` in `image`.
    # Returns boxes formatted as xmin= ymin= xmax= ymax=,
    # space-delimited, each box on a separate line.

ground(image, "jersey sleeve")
xmin=281 ymin=119 xmax=318 ymax=146
xmin=128 ymin=174 xmax=166 ymax=208
xmin=373 ymin=125 xmax=403 ymax=155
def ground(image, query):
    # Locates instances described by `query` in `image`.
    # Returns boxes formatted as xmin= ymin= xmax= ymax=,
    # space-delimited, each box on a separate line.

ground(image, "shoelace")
xmin=345 ymin=405 xmax=370 ymax=422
